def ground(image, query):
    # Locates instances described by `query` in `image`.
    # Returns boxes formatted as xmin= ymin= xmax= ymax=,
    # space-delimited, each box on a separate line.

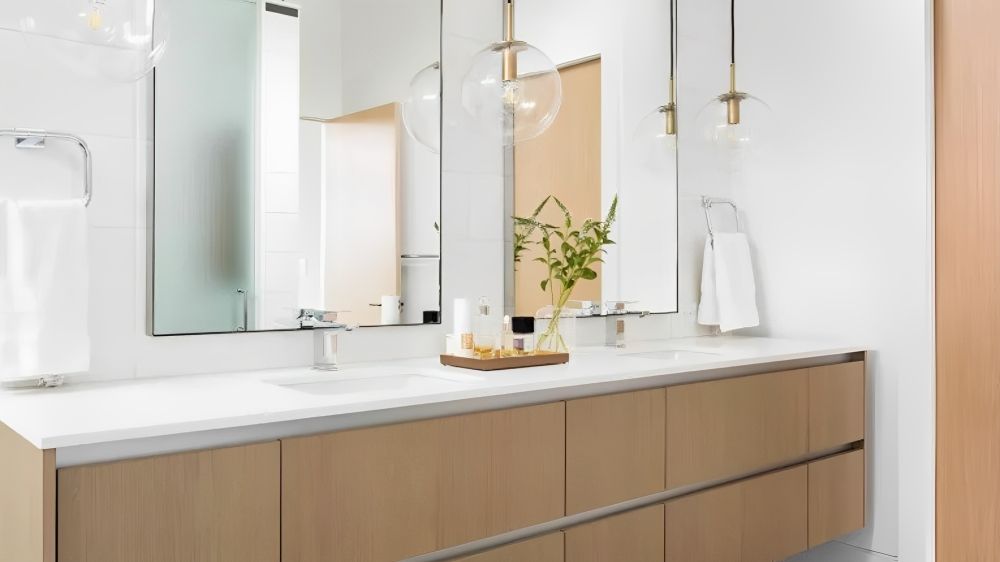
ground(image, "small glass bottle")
xmin=511 ymin=316 xmax=536 ymax=356
xmin=473 ymin=296 xmax=498 ymax=359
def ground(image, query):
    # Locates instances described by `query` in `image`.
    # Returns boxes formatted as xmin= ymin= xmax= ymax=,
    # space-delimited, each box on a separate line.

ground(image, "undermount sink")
xmin=622 ymin=349 xmax=721 ymax=361
xmin=266 ymin=369 xmax=482 ymax=396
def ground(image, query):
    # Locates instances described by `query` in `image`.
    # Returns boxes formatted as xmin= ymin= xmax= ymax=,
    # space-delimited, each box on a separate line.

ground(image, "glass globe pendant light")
xmin=402 ymin=61 xmax=442 ymax=153
xmin=695 ymin=0 xmax=772 ymax=151
xmin=461 ymin=0 xmax=562 ymax=146
xmin=633 ymin=0 xmax=679 ymax=170
xmin=19 ymin=0 xmax=169 ymax=83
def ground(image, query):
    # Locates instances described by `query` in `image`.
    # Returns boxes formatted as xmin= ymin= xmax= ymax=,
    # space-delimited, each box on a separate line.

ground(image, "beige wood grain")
xmin=565 ymin=504 xmax=664 ymax=562
xmin=809 ymin=362 xmax=865 ymax=452
xmin=566 ymin=388 xmax=666 ymax=514
xmin=0 ymin=423 xmax=54 ymax=562
xmin=281 ymin=403 xmax=565 ymax=562
xmin=514 ymin=58 xmax=602 ymax=316
xmin=666 ymin=370 xmax=808 ymax=488
xmin=935 ymin=0 xmax=1000 ymax=558
xmin=325 ymin=102 xmax=401 ymax=326
xmin=58 ymin=441 xmax=280 ymax=562
xmin=742 ymin=465 xmax=808 ymax=562
xmin=808 ymin=449 xmax=865 ymax=548
xmin=664 ymin=480 xmax=742 ymax=562
xmin=453 ymin=533 xmax=564 ymax=562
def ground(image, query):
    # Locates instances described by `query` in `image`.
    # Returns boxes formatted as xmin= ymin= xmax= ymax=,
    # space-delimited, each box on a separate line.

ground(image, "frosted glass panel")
xmin=153 ymin=0 xmax=258 ymax=334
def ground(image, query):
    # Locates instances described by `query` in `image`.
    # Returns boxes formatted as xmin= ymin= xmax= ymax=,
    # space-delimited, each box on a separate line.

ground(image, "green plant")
xmin=513 ymin=194 xmax=618 ymax=352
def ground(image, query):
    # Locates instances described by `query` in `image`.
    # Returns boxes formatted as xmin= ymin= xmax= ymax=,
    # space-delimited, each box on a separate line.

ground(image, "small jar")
xmin=511 ymin=317 xmax=536 ymax=355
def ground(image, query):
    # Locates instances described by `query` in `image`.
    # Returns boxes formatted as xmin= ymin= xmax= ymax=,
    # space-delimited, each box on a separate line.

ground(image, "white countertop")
xmin=0 ymin=336 xmax=864 ymax=453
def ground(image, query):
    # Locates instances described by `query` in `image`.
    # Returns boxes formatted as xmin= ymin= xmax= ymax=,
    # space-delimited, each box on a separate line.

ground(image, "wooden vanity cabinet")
xmin=57 ymin=441 xmax=281 ymax=562
xmin=664 ymin=465 xmax=807 ymax=562
xmin=666 ymin=370 xmax=809 ymax=489
xmin=566 ymin=388 xmax=666 ymax=514
xmin=808 ymin=449 xmax=865 ymax=547
xmin=809 ymin=362 xmax=865 ymax=452
xmin=565 ymin=504 xmax=665 ymax=562
xmin=452 ymin=533 xmax=564 ymax=562
xmin=280 ymin=402 xmax=566 ymax=562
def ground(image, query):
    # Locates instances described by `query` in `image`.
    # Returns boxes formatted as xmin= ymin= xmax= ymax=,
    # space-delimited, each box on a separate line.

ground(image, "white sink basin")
xmin=622 ymin=350 xmax=721 ymax=361
xmin=266 ymin=369 xmax=483 ymax=396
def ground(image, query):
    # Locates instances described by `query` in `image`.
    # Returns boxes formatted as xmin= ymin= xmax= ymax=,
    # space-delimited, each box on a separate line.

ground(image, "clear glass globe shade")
xmin=402 ymin=62 xmax=441 ymax=153
xmin=19 ymin=0 xmax=169 ymax=83
xmin=694 ymin=92 xmax=773 ymax=151
xmin=631 ymin=106 xmax=679 ymax=172
xmin=461 ymin=41 xmax=562 ymax=146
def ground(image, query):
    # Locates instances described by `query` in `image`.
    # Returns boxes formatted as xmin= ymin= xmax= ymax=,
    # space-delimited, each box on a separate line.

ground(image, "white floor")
xmin=787 ymin=541 xmax=897 ymax=562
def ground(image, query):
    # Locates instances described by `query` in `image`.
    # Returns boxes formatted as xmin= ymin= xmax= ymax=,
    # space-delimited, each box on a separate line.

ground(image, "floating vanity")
xmin=0 ymin=337 xmax=866 ymax=562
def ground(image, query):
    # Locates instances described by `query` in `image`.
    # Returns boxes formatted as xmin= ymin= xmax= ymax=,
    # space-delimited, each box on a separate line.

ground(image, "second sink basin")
xmin=266 ymin=369 xmax=482 ymax=396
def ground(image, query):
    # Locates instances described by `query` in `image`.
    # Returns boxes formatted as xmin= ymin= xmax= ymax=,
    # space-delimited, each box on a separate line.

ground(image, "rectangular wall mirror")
xmin=151 ymin=0 xmax=442 ymax=335
xmin=505 ymin=0 xmax=679 ymax=317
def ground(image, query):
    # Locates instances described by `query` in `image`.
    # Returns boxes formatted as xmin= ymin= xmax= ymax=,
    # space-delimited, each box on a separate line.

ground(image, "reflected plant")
xmin=512 ymin=194 xmax=618 ymax=352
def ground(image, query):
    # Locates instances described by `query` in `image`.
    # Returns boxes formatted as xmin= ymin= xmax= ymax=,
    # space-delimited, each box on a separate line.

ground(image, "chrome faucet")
xmin=605 ymin=302 xmax=650 ymax=348
xmin=297 ymin=309 xmax=357 ymax=371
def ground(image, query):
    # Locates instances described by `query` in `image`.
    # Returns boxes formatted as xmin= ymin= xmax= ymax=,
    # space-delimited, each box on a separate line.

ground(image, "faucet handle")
xmin=298 ymin=309 xmax=356 ymax=329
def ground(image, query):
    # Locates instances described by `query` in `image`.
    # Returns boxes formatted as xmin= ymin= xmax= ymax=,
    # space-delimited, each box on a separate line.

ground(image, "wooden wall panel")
xmin=513 ymin=58 xmax=602 ymax=316
xmin=936 ymin=0 xmax=1000 ymax=558
xmin=0 ymin=424 xmax=54 ymax=562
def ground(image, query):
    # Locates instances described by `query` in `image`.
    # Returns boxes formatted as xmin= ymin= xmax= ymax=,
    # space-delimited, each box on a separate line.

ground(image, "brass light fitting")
xmin=661 ymin=77 xmax=677 ymax=136
xmin=501 ymin=0 xmax=519 ymax=82
xmin=720 ymin=63 xmax=748 ymax=125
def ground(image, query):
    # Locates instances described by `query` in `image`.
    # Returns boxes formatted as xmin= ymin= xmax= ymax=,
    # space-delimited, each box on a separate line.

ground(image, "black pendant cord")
xmin=669 ymin=0 xmax=675 ymax=82
xmin=730 ymin=0 xmax=736 ymax=65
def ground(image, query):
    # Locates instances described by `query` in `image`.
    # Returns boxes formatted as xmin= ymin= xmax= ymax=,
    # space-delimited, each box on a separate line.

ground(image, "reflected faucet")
xmin=297 ymin=309 xmax=357 ymax=371
xmin=605 ymin=302 xmax=650 ymax=348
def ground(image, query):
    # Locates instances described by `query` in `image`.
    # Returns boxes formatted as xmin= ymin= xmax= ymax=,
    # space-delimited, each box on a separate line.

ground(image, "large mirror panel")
xmin=152 ymin=0 xmax=442 ymax=334
xmin=506 ymin=0 xmax=679 ymax=317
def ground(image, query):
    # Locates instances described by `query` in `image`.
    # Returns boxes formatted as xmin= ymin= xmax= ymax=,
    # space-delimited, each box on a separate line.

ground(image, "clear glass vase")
xmin=535 ymin=305 xmax=576 ymax=353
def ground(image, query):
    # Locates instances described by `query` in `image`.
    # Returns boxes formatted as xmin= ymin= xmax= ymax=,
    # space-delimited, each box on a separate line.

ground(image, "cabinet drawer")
xmin=808 ymin=449 xmax=865 ymax=547
xmin=809 ymin=362 xmax=865 ymax=452
xmin=566 ymin=504 xmax=664 ymax=562
xmin=452 ymin=533 xmax=563 ymax=562
xmin=665 ymin=465 xmax=807 ymax=562
xmin=281 ymin=402 xmax=565 ymax=562
xmin=57 ymin=442 xmax=281 ymax=562
xmin=566 ymin=388 xmax=666 ymax=514
xmin=666 ymin=370 xmax=808 ymax=488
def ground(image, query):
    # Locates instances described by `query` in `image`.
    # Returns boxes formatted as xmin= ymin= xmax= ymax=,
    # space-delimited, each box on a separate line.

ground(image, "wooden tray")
xmin=440 ymin=351 xmax=569 ymax=371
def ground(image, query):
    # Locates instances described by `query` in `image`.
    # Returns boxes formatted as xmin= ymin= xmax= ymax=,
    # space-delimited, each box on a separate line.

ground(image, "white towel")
xmin=0 ymin=200 xmax=90 ymax=381
xmin=698 ymin=232 xmax=759 ymax=332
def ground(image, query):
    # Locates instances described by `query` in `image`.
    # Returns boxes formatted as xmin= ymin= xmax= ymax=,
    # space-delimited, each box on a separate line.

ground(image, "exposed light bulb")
xmin=86 ymin=0 xmax=106 ymax=31
xmin=502 ymin=80 xmax=520 ymax=109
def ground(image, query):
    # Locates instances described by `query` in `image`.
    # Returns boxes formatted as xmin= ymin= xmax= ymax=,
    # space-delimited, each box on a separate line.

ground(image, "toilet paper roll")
xmin=381 ymin=295 xmax=401 ymax=325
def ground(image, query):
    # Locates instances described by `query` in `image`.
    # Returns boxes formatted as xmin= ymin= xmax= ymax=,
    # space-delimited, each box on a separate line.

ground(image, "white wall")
xmin=699 ymin=0 xmax=932 ymax=558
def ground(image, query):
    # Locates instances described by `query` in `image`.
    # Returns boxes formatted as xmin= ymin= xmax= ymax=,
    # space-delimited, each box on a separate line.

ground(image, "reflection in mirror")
xmin=507 ymin=0 xmax=679 ymax=317
xmin=152 ymin=0 xmax=442 ymax=335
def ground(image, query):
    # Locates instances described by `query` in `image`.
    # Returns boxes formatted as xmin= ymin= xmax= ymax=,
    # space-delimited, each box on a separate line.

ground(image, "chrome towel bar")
xmin=702 ymin=196 xmax=740 ymax=240
xmin=0 ymin=128 xmax=93 ymax=207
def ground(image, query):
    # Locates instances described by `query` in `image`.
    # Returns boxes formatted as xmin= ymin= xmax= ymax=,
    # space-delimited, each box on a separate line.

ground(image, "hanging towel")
xmin=0 ymin=199 xmax=90 ymax=381
xmin=698 ymin=232 xmax=759 ymax=332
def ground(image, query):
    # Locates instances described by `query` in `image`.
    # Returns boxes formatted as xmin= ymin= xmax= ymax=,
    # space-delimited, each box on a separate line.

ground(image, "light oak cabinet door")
xmin=281 ymin=402 xmax=566 ymax=562
xmin=809 ymin=362 xmax=865 ymax=452
xmin=808 ymin=449 xmax=865 ymax=547
xmin=453 ymin=533 xmax=564 ymax=562
xmin=665 ymin=466 xmax=807 ymax=562
xmin=742 ymin=466 xmax=808 ymax=562
xmin=57 ymin=441 xmax=281 ymax=562
xmin=666 ymin=371 xmax=808 ymax=488
xmin=566 ymin=504 xmax=664 ymax=562
xmin=566 ymin=388 xmax=666 ymax=514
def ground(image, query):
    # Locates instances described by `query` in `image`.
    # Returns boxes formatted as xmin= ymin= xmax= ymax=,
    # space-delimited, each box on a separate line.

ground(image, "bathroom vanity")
xmin=0 ymin=337 xmax=866 ymax=562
